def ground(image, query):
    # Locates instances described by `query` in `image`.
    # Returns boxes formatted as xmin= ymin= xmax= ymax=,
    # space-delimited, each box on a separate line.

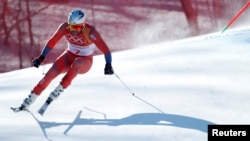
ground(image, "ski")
xmin=10 ymin=106 xmax=29 ymax=113
xmin=38 ymin=97 xmax=53 ymax=116
xmin=38 ymin=103 xmax=49 ymax=116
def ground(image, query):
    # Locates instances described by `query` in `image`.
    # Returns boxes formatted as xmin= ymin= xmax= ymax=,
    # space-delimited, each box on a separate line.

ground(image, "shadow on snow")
xmin=29 ymin=110 xmax=215 ymax=141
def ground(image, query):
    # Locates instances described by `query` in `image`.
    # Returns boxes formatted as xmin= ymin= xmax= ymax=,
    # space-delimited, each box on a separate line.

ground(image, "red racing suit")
xmin=32 ymin=22 xmax=112 ymax=95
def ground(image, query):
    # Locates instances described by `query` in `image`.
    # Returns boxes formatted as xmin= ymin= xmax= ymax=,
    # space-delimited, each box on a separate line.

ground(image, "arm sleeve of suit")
xmin=90 ymin=28 xmax=112 ymax=64
xmin=40 ymin=23 xmax=65 ymax=57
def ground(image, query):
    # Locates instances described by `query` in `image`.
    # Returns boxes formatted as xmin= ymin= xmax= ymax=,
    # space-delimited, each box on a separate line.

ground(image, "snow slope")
xmin=1 ymin=27 xmax=250 ymax=141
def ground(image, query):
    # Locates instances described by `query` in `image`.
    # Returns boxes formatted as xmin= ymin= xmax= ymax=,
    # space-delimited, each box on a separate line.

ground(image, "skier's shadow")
xmin=30 ymin=110 xmax=215 ymax=141
xmin=29 ymin=95 xmax=215 ymax=141
xmin=63 ymin=110 xmax=215 ymax=134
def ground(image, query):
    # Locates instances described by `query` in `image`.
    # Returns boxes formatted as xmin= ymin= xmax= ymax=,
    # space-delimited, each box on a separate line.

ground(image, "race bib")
xmin=68 ymin=42 xmax=96 ymax=56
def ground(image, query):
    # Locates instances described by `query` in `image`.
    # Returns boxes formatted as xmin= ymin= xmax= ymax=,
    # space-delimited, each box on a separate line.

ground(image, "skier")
xmin=15 ymin=9 xmax=114 ymax=111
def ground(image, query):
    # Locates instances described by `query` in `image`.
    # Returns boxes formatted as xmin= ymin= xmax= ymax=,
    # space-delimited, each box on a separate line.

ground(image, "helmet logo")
xmin=78 ymin=10 xmax=84 ymax=20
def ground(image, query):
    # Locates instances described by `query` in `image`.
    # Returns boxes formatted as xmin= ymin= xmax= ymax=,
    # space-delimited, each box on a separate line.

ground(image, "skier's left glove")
xmin=104 ymin=63 xmax=114 ymax=75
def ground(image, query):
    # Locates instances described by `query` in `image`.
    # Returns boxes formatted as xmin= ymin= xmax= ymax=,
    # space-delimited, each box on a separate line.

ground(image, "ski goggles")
xmin=68 ymin=23 xmax=84 ymax=31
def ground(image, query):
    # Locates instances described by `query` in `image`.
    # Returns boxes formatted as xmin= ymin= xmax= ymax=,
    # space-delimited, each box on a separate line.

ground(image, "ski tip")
xmin=10 ymin=107 xmax=15 ymax=111
xmin=10 ymin=107 xmax=22 ymax=113
xmin=10 ymin=106 xmax=30 ymax=113
xmin=38 ymin=109 xmax=45 ymax=116
xmin=38 ymin=111 xmax=44 ymax=116
xmin=37 ymin=102 xmax=49 ymax=116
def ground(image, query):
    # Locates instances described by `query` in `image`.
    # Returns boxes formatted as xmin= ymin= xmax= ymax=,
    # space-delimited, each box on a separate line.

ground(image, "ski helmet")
xmin=68 ymin=9 xmax=86 ymax=25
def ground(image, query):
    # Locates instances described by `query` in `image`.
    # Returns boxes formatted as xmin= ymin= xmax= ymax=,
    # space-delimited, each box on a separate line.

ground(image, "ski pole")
xmin=114 ymin=73 xmax=135 ymax=96
xmin=114 ymin=73 xmax=164 ymax=113
xmin=221 ymin=1 xmax=250 ymax=33
xmin=42 ymin=65 xmax=46 ymax=75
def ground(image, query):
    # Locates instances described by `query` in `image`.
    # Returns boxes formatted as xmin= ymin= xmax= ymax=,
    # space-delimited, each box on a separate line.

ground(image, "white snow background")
xmin=1 ymin=27 xmax=250 ymax=141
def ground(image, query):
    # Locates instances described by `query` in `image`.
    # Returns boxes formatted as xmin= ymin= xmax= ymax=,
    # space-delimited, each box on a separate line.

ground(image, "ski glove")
xmin=104 ymin=63 xmax=114 ymax=75
xmin=32 ymin=55 xmax=45 ymax=68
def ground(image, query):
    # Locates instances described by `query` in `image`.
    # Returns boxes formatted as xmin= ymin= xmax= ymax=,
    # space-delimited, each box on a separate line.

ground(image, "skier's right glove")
xmin=32 ymin=55 xmax=45 ymax=68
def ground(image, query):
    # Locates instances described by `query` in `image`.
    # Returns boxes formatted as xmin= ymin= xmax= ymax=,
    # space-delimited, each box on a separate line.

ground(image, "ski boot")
xmin=11 ymin=93 xmax=38 ymax=112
